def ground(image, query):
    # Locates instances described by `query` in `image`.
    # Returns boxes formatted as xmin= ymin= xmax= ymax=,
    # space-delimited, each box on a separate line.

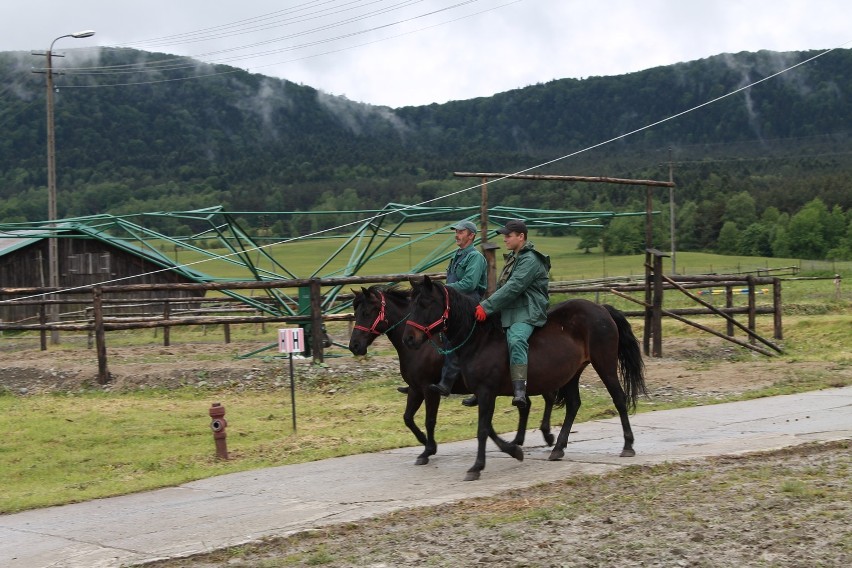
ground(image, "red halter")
xmin=405 ymin=285 xmax=450 ymax=340
xmin=353 ymin=291 xmax=387 ymax=336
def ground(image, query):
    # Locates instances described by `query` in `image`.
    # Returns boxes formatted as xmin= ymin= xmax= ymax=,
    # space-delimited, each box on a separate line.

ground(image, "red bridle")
xmin=405 ymin=285 xmax=450 ymax=340
xmin=353 ymin=291 xmax=388 ymax=336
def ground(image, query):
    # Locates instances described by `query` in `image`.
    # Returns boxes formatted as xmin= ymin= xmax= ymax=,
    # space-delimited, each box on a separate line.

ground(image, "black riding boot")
xmin=429 ymin=350 xmax=461 ymax=397
xmin=511 ymin=364 xmax=528 ymax=409
xmin=429 ymin=367 xmax=459 ymax=397
xmin=461 ymin=395 xmax=478 ymax=407
xmin=397 ymin=385 xmax=409 ymax=394
xmin=429 ymin=367 xmax=459 ymax=396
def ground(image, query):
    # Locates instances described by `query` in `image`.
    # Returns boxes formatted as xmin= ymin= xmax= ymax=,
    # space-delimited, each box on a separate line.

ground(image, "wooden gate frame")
xmin=453 ymin=172 xmax=784 ymax=358
xmin=612 ymin=249 xmax=784 ymax=357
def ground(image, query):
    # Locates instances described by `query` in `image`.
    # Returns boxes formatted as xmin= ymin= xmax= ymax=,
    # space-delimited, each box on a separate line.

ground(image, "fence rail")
xmin=1 ymin=270 xmax=782 ymax=384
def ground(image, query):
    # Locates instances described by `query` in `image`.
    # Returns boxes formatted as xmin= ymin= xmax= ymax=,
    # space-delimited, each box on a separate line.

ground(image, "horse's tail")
xmin=604 ymin=304 xmax=647 ymax=411
xmin=553 ymin=382 xmax=571 ymax=409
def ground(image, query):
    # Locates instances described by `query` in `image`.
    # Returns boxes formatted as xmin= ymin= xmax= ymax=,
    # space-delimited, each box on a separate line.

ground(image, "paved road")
xmin=2 ymin=386 xmax=850 ymax=568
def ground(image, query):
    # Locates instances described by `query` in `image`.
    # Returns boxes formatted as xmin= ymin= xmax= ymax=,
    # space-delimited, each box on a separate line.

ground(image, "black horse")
xmin=402 ymin=276 xmax=646 ymax=481
xmin=348 ymin=285 xmax=555 ymax=466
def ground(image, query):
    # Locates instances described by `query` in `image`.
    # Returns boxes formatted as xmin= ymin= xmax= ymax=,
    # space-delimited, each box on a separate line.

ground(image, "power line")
xmin=60 ymin=0 xmax=429 ymax=71
xmin=118 ymin=0 xmax=367 ymax=48
xmin=45 ymin=1 xmax=519 ymax=89
xmin=36 ymin=1 xmax=484 ymax=78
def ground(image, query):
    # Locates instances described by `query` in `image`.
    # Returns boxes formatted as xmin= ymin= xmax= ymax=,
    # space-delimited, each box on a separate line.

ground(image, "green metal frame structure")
xmin=0 ymin=203 xmax=647 ymax=317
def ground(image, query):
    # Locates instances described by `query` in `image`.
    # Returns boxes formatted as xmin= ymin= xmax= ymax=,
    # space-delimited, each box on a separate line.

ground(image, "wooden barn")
xmin=0 ymin=225 xmax=208 ymax=324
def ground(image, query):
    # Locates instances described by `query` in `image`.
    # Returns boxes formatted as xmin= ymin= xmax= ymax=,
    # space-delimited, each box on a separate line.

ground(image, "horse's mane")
xmin=363 ymin=283 xmax=409 ymax=303
xmin=383 ymin=284 xmax=410 ymax=302
xmin=354 ymin=284 xmax=410 ymax=312
xmin=438 ymin=281 xmax=502 ymax=334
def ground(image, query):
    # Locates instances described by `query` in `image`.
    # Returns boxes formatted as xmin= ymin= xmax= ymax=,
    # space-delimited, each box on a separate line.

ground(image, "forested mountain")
xmin=1 ymin=47 xmax=850 ymax=259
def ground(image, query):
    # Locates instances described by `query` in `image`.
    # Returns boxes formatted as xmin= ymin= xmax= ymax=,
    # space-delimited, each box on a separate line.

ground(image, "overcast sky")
xmin=2 ymin=0 xmax=850 ymax=108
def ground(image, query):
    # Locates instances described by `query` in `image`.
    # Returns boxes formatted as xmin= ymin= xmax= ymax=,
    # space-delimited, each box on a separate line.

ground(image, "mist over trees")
xmin=1 ymin=47 xmax=850 ymax=260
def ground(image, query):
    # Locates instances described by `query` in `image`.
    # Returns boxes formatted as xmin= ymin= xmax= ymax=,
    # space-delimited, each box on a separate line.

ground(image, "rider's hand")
xmin=474 ymin=304 xmax=487 ymax=322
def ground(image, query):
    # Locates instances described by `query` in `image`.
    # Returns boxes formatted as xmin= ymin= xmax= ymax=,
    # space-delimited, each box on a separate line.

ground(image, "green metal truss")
xmin=0 ymin=203 xmax=647 ymax=316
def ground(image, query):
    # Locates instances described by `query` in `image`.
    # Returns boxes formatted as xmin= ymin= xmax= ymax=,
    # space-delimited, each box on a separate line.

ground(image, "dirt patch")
xmin=0 ymin=335 xmax=845 ymax=399
xmin=144 ymin=440 xmax=850 ymax=568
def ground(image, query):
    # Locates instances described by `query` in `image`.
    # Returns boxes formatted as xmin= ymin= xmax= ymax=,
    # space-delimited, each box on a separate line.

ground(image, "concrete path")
xmin=2 ymin=386 xmax=850 ymax=568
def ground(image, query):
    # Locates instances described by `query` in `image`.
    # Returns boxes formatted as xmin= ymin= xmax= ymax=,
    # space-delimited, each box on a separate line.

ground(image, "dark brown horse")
xmin=402 ymin=276 xmax=646 ymax=481
xmin=348 ymin=285 xmax=555 ymax=466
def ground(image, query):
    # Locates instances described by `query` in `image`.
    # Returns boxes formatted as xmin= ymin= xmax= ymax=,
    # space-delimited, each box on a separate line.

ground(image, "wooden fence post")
xmin=93 ymin=286 xmax=110 ymax=384
xmin=163 ymin=300 xmax=171 ymax=347
xmin=644 ymin=248 xmax=668 ymax=358
xmin=725 ymin=286 xmax=734 ymax=337
xmin=747 ymin=275 xmax=756 ymax=344
xmin=772 ymin=278 xmax=783 ymax=340
xmin=39 ymin=302 xmax=47 ymax=351
xmin=643 ymin=250 xmax=652 ymax=357
xmin=483 ymin=243 xmax=499 ymax=297
xmin=652 ymin=253 xmax=663 ymax=357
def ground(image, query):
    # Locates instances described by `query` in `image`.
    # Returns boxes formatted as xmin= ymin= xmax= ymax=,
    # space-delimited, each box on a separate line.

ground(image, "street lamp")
xmin=39 ymin=30 xmax=95 ymax=344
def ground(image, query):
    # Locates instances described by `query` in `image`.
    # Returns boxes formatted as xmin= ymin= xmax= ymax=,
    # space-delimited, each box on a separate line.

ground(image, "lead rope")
xmin=431 ymin=322 xmax=477 ymax=355
xmin=384 ymin=312 xmax=411 ymax=334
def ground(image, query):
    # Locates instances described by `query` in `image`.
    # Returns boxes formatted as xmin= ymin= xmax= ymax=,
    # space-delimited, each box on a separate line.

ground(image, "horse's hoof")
xmin=414 ymin=456 xmax=429 ymax=465
xmin=620 ymin=448 xmax=636 ymax=457
xmin=509 ymin=444 xmax=524 ymax=461
xmin=548 ymin=448 xmax=564 ymax=461
xmin=464 ymin=471 xmax=481 ymax=481
xmin=543 ymin=432 xmax=555 ymax=447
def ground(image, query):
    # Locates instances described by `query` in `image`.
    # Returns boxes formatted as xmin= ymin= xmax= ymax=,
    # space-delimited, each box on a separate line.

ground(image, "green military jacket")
xmin=446 ymin=244 xmax=487 ymax=299
xmin=480 ymin=241 xmax=550 ymax=328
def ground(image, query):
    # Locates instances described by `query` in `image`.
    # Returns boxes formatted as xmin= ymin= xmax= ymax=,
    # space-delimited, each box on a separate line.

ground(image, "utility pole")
xmin=668 ymin=147 xmax=676 ymax=275
xmin=32 ymin=30 xmax=95 ymax=344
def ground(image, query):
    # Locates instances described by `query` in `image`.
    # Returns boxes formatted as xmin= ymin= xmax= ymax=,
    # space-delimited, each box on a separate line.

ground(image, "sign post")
xmin=278 ymin=328 xmax=304 ymax=432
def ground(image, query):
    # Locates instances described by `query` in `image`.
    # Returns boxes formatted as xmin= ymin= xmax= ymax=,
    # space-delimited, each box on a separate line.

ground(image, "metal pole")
xmin=289 ymin=354 xmax=297 ymax=433
xmin=643 ymin=186 xmax=653 ymax=356
xmin=668 ymin=148 xmax=676 ymax=275
xmin=45 ymin=43 xmax=60 ymax=345
xmin=480 ymin=176 xmax=498 ymax=296
xmin=479 ymin=176 xmax=489 ymax=243
xmin=669 ymin=185 xmax=676 ymax=274
xmin=37 ymin=30 xmax=96 ymax=344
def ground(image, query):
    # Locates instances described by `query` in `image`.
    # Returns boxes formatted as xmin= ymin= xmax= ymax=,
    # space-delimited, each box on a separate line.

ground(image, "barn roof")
xmin=0 ymin=224 xmax=215 ymax=284
xmin=0 ymin=230 xmax=42 ymax=256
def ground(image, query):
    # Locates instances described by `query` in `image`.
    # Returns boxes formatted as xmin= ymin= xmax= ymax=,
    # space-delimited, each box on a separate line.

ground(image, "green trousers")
xmin=505 ymin=322 xmax=534 ymax=365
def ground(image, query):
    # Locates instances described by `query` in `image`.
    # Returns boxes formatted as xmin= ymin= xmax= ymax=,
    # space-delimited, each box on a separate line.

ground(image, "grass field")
xmin=1 ymin=311 xmax=849 ymax=514
xmin=158 ymin=221 xmax=852 ymax=283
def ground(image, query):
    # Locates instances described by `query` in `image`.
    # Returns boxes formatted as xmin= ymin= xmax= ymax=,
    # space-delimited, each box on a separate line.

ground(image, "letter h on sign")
xmin=278 ymin=328 xmax=305 ymax=354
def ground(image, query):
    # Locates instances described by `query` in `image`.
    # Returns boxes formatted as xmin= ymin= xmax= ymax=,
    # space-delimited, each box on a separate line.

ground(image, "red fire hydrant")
xmin=209 ymin=402 xmax=229 ymax=460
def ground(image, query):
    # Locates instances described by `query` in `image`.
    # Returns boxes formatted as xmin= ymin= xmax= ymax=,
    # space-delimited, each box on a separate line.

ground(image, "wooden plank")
xmin=453 ymin=172 xmax=675 ymax=187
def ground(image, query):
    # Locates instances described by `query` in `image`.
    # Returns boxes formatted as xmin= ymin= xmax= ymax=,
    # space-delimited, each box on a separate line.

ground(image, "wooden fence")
xmin=1 ymin=270 xmax=783 ymax=384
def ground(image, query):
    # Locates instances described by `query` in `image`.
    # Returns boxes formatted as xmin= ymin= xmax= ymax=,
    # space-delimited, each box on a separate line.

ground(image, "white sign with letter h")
xmin=278 ymin=328 xmax=305 ymax=354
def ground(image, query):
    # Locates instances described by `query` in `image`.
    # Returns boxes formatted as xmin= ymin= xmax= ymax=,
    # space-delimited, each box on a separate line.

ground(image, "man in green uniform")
xmin=429 ymin=219 xmax=487 ymax=399
xmin=398 ymin=220 xmax=486 ymax=406
xmin=474 ymin=219 xmax=550 ymax=409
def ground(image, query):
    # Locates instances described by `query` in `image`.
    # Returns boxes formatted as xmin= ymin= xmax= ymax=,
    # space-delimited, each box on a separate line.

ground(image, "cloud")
xmin=315 ymin=91 xmax=410 ymax=138
xmin=0 ymin=1 xmax=849 ymax=107
xmin=235 ymin=77 xmax=293 ymax=138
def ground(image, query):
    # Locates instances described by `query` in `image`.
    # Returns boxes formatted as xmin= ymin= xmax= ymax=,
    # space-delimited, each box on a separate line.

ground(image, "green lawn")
xmin=1 ymin=307 xmax=849 ymax=514
xmin=163 ymin=221 xmax=850 ymax=280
